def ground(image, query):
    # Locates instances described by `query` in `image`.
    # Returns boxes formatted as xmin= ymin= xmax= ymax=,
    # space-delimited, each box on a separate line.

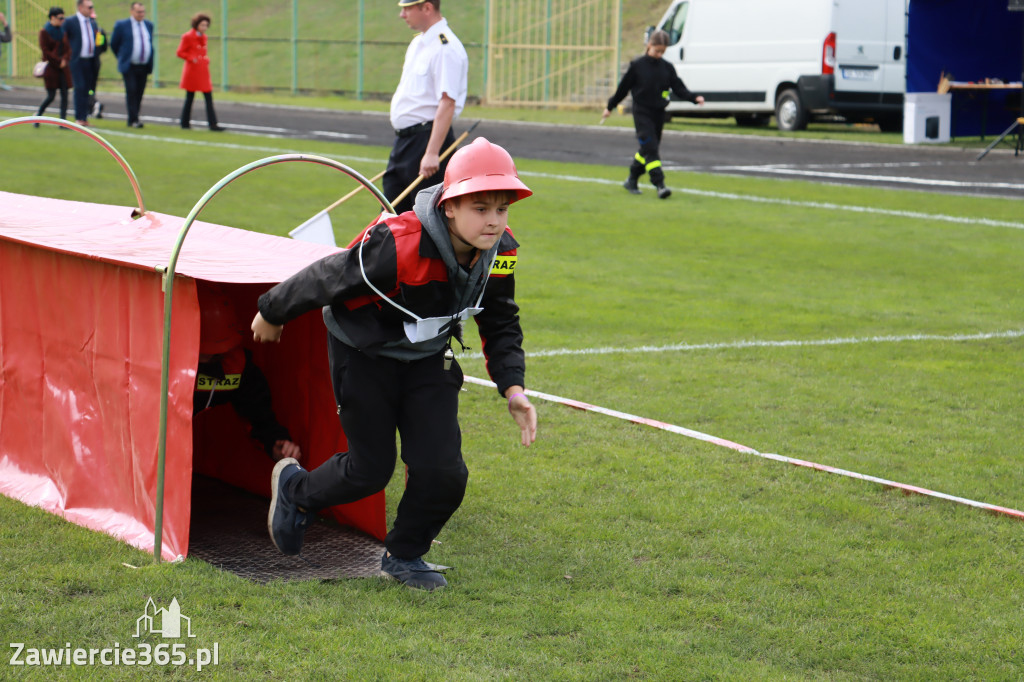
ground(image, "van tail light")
xmin=822 ymin=32 xmax=837 ymax=75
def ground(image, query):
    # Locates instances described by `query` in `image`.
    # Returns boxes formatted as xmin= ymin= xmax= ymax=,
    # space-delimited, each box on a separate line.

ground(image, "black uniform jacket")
xmin=607 ymin=54 xmax=698 ymax=112
xmin=194 ymin=347 xmax=291 ymax=458
xmin=258 ymin=211 xmax=526 ymax=395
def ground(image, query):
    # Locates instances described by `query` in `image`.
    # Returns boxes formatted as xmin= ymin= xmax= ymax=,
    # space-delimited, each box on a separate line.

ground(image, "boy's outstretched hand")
xmin=251 ymin=311 xmax=283 ymax=343
xmin=505 ymin=387 xmax=537 ymax=447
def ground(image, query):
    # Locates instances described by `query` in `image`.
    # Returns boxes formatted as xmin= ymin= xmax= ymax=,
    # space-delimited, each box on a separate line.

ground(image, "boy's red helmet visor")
xmin=438 ymin=137 xmax=533 ymax=204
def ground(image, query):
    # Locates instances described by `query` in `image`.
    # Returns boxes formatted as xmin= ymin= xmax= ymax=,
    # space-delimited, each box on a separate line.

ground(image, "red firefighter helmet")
xmin=437 ymin=137 xmax=532 ymax=205
xmin=197 ymin=283 xmax=243 ymax=355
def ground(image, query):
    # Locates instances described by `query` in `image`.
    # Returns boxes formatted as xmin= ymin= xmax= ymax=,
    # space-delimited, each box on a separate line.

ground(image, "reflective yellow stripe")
xmin=634 ymin=152 xmax=646 ymax=165
xmin=196 ymin=373 xmax=242 ymax=391
xmin=491 ymin=255 xmax=517 ymax=274
xmin=645 ymin=159 xmax=662 ymax=172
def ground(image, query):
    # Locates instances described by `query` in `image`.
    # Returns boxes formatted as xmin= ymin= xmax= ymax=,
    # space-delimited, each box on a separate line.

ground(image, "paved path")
xmin=3 ymin=87 xmax=1023 ymax=199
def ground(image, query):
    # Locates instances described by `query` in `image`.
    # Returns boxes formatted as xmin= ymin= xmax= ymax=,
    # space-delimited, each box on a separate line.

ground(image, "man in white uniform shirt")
xmin=384 ymin=0 xmax=468 ymax=214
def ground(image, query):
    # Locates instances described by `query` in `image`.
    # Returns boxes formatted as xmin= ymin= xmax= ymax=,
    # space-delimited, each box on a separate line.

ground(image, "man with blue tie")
xmin=110 ymin=2 xmax=153 ymax=128
xmin=63 ymin=0 xmax=99 ymax=125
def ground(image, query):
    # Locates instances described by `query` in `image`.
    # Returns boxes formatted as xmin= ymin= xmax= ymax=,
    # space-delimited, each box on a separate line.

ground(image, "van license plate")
xmin=841 ymin=68 xmax=875 ymax=81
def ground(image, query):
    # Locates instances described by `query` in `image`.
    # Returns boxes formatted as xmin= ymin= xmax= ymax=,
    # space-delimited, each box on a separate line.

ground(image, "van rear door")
xmin=881 ymin=0 xmax=908 ymax=96
xmin=832 ymin=0 xmax=898 ymax=101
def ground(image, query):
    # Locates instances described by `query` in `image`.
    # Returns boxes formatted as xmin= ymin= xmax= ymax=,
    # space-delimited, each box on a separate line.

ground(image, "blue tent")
xmin=908 ymin=0 xmax=1024 ymax=137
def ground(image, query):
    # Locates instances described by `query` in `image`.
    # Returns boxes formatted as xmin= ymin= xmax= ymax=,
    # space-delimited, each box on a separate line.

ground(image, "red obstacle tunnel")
xmin=0 ymin=189 xmax=386 ymax=561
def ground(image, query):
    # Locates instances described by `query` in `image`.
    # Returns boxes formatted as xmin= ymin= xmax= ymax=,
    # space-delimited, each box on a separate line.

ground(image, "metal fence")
xmin=486 ymin=0 xmax=621 ymax=107
xmin=3 ymin=0 xmax=620 ymax=107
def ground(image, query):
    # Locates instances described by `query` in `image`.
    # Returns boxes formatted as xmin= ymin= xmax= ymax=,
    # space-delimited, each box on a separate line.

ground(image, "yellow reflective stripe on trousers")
xmin=634 ymin=152 xmax=646 ymax=164
xmin=646 ymin=159 xmax=662 ymax=171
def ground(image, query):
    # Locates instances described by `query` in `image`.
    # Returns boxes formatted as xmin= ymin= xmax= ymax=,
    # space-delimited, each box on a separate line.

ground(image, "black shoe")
xmin=180 ymin=123 xmax=190 ymax=129
xmin=208 ymin=125 xmax=225 ymax=132
xmin=380 ymin=552 xmax=448 ymax=591
xmin=267 ymin=458 xmax=314 ymax=555
xmin=656 ymin=184 xmax=672 ymax=199
xmin=623 ymin=177 xmax=642 ymax=195
xmin=33 ymin=122 xmax=39 ymax=128
xmin=128 ymin=121 xmax=143 ymax=128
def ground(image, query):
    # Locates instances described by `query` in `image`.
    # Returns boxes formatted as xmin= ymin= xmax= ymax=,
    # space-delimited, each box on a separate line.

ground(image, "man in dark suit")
xmin=63 ymin=0 xmax=99 ymax=125
xmin=110 ymin=2 xmax=153 ymax=128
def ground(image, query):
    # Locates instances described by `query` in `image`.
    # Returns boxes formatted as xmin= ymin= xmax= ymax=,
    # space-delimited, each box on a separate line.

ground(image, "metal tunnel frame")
xmin=154 ymin=154 xmax=393 ymax=563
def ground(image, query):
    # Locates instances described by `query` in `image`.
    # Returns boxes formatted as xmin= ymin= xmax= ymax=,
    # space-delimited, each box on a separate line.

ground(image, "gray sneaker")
xmin=267 ymin=458 xmax=313 ymax=555
xmin=656 ymin=184 xmax=672 ymax=199
xmin=623 ymin=177 xmax=642 ymax=195
xmin=380 ymin=552 xmax=448 ymax=591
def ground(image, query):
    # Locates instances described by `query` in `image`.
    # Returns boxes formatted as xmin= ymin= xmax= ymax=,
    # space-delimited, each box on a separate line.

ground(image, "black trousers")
xmin=629 ymin=107 xmax=666 ymax=186
xmin=286 ymin=335 xmax=469 ymax=559
xmin=383 ymin=124 xmax=455 ymax=215
xmin=122 ymin=64 xmax=149 ymax=124
xmin=69 ymin=57 xmax=97 ymax=121
xmin=181 ymin=91 xmax=218 ymax=128
xmin=37 ymin=84 xmax=69 ymax=120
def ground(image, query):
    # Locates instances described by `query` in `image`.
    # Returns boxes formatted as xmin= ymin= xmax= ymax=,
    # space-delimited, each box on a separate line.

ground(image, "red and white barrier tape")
xmin=465 ymin=375 xmax=1024 ymax=521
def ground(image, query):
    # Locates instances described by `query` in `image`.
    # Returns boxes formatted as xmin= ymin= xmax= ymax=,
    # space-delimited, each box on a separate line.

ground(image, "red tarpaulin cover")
xmin=0 ymin=190 xmax=386 ymax=560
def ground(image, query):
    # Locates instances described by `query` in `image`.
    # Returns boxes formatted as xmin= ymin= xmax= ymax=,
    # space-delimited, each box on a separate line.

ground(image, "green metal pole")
xmin=291 ymin=0 xmax=298 ymax=94
xmin=151 ymin=0 xmax=159 ymax=85
xmin=544 ymin=0 xmax=551 ymax=103
xmin=356 ymin=0 xmax=364 ymax=100
xmin=482 ymin=0 xmax=489 ymax=103
xmin=152 ymin=154 xmax=393 ymax=564
xmin=616 ymin=0 xmax=622 ymax=87
xmin=221 ymin=0 xmax=228 ymax=91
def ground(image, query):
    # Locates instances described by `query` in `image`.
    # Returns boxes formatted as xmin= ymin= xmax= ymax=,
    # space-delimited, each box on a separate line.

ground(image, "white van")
xmin=650 ymin=0 xmax=907 ymax=130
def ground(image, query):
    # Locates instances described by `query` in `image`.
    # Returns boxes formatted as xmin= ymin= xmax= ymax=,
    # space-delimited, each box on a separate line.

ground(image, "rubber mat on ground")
xmin=188 ymin=476 xmax=384 ymax=583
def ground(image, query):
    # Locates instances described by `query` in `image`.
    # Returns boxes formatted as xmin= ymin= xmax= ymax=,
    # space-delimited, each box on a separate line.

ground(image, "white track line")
xmin=463 ymin=375 xmax=1024 ymax=521
xmin=462 ymin=329 xmax=1024 ymax=360
xmin=706 ymin=165 xmax=1024 ymax=191
xmin=520 ymin=171 xmax=1024 ymax=230
xmin=8 ymin=109 xmax=1021 ymax=227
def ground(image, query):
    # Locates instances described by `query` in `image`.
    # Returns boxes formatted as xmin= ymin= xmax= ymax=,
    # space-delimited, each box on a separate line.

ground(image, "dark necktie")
xmin=136 ymin=21 xmax=147 ymax=63
xmin=85 ymin=18 xmax=93 ymax=56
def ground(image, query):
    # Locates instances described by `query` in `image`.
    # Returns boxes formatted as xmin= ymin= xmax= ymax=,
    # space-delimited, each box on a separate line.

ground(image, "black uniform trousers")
xmin=629 ymin=105 xmax=667 ymax=186
xmin=70 ymin=57 xmax=98 ymax=121
xmin=122 ymin=64 xmax=149 ymax=125
xmin=383 ymin=124 xmax=455 ymax=215
xmin=286 ymin=334 xmax=469 ymax=560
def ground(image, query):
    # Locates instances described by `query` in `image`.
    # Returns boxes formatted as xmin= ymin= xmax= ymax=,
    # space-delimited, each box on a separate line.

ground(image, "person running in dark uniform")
xmin=194 ymin=283 xmax=301 ymax=463
xmin=603 ymin=29 xmax=705 ymax=199
xmin=253 ymin=139 xmax=537 ymax=591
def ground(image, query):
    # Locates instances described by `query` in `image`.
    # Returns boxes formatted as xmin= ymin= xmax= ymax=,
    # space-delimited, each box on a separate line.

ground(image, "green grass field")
xmin=1 ymin=110 xmax=1023 ymax=680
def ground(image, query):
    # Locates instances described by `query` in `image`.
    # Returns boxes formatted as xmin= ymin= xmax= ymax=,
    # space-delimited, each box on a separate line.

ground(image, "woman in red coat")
xmin=35 ymin=7 xmax=73 ymax=126
xmin=176 ymin=13 xmax=222 ymax=131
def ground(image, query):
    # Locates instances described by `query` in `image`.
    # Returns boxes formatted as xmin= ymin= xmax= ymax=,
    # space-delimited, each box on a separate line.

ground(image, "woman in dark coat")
xmin=176 ymin=12 xmax=222 ymax=131
xmin=35 ymin=7 xmax=72 ymax=125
